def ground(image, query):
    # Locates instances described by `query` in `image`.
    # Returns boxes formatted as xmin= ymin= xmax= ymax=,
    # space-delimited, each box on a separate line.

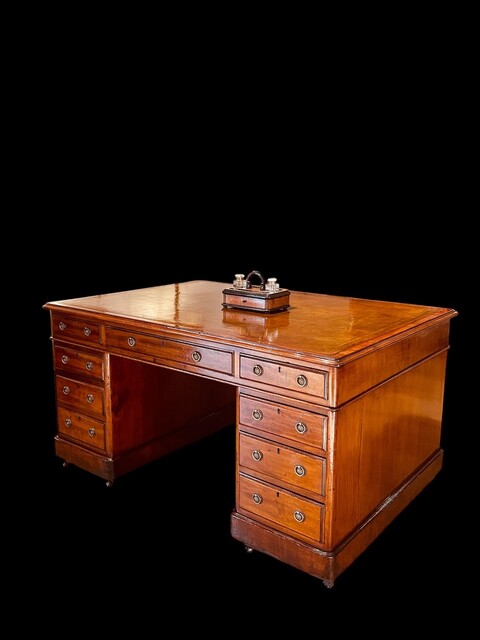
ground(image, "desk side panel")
xmin=325 ymin=350 xmax=448 ymax=549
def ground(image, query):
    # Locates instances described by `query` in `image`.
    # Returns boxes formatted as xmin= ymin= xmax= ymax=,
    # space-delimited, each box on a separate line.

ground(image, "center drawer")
xmin=106 ymin=327 xmax=234 ymax=375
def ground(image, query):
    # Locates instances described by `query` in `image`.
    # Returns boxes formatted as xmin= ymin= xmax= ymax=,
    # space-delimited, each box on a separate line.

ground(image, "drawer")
xmin=106 ymin=327 xmax=234 ymax=375
xmin=55 ymin=375 xmax=105 ymax=416
xmin=57 ymin=406 xmax=106 ymax=451
xmin=239 ymin=433 xmax=326 ymax=497
xmin=238 ymin=473 xmax=324 ymax=542
xmin=240 ymin=355 xmax=327 ymax=400
xmin=239 ymin=394 xmax=327 ymax=453
xmin=52 ymin=314 xmax=102 ymax=346
xmin=54 ymin=345 xmax=104 ymax=381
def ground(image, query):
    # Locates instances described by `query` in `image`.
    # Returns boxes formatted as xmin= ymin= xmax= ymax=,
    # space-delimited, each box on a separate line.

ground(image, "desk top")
xmin=44 ymin=280 xmax=457 ymax=363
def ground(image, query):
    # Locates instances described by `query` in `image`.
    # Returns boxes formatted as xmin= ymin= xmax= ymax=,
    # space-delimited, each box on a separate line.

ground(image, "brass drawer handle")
xmin=86 ymin=361 xmax=94 ymax=371
xmin=294 ymin=465 xmax=306 ymax=477
xmin=127 ymin=337 xmax=136 ymax=347
xmin=295 ymin=421 xmax=307 ymax=434
xmin=296 ymin=374 xmax=308 ymax=387
xmin=251 ymin=449 xmax=263 ymax=462
xmin=252 ymin=409 xmax=263 ymax=421
xmin=191 ymin=351 xmax=202 ymax=362
xmin=61 ymin=355 xmax=69 ymax=365
xmin=65 ymin=418 xmax=72 ymax=428
xmin=63 ymin=385 xmax=70 ymax=395
xmin=83 ymin=327 xmax=92 ymax=337
xmin=293 ymin=510 xmax=306 ymax=523
xmin=59 ymin=321 xmax=66 ymax=331
xmin=253 ymin=364 xmax=263 ymax=376
xmin=86 ymin=394 xmax=94 ymax=404
xmin=88 ymin=427 xmax=96 ymax=437
xmin=252 ymin=493 xmax=263 ymax=504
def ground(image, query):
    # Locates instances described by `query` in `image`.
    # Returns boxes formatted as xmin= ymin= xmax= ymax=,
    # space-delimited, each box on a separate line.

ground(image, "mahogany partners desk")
xmin=43 ymin=280 xmax=457 ymax=587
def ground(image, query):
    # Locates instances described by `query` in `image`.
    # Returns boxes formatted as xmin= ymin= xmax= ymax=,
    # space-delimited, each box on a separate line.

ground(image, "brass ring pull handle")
xmin=245 ymin=270 xmax=266 ymax=290
xmin=296 ymin=375 xmax=308 ymax=388
xmin=295 ymin=422 xmax=307 ymax=434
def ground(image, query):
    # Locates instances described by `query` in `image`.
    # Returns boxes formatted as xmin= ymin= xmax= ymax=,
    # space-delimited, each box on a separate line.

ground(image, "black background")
xmin=21 ymin=43 xmax=472 ymax=627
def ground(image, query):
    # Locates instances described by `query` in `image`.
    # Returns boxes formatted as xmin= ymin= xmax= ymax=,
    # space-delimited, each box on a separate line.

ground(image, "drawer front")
xmin=240 ymin=355 xmax=327 ymax=400
xmin=239 ymin=433 xmax=326 ymax=497
xmin=52 ymin=314 xmax=102 ymax=346
xmin=239 ymin=394 xmax=327 ymax=452
xmin=106 ymin=327 xmax=233 ymax=375
xmin=54 ymin=345 xmax=104 ymax=381
xmin=238 ymin=474 xmax=324 ymax=542
xmin=57 ymin=406 xmax=106 ymax=450
xmin=56 ymin=375 xmax=105 ymax=416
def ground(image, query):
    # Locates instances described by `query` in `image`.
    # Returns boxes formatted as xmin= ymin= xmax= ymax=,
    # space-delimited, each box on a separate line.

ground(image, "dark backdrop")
xmin=23 ymin=61 xmax=471 ymax=623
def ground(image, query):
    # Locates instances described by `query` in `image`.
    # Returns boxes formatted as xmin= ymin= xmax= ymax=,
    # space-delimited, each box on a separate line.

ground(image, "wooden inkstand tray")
xmin=222 ymin=270 xmax=290 ymax=314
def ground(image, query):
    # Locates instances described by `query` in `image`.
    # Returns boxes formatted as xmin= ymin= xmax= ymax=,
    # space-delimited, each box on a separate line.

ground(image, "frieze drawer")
xmin=240 ymin=355 xmax=327 ymax=400
xmin=54 ymin=345 xmax=104 ymax=381
xmin=239 ymin=393 xmax=327 ymax=453
xmin=52 ymin=314 xmax=102 ymax=346
xmin=239 ymin=433 xmax=326 ymax=498
xmin=55 ymin=375 xmax=105 ymax=416
xmin=238 ymin=473 xmax=324 ymax=543
xmin=106 ymin=327 xmax=234 ymax=375
xmin=57 ymin=406 xmax=106 ymax=451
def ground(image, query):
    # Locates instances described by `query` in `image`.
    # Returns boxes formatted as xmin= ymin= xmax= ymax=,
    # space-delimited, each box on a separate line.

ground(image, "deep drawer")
xmin=239 ymin=433 xmax=326 ymax=497
xmin=105 ymin=327 xmax=234 ymax=375
xmin=52 ymin=314 xmax=102 ymax=346
xmin=239 ymin=394 xmax=327 ymax=453
xmin=55 ymin=375 xmax=105 ymax=416
xmin=240 ymin=355 xmax=327 ymax=400
xmin=54 ymin=345 xmax=104 ymax=381
xmin=57 ymin=406 xmax=106 ymax=451
xmin=238 ymin=473 xmax=324 ymax=542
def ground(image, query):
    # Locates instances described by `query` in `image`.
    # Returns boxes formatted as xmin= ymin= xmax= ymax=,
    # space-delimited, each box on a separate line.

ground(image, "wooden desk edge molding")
xmin=43 ymin=280 xmax=458 ymax=587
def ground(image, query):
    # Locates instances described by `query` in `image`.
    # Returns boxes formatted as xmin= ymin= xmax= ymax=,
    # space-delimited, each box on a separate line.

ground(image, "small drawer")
xmin=57 ymin=406 xmax=106 ymax=451
xmin=238 ymin=474 xmax=324 ymax=542
xmin=240 ymin=355 xmax=327 ymax=400
xmin=54 ymin=345 xmax=104 ymax=381
xmin=106 ymin=327 xmax=234 ymax=375
xmin=239 ymin=394 xmax=327 ymax=452
xmin=55 ymin=375 xmax=105 ymax=416
xmin=52 ymin=314 xmax=102 ymax=346
xmin=239 ymin=433 xmax=326 ymax=497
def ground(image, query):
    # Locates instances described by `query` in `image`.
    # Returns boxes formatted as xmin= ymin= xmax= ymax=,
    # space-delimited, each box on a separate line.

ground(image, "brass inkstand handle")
xmin=245 ymin=270 xmax=266 ymax=290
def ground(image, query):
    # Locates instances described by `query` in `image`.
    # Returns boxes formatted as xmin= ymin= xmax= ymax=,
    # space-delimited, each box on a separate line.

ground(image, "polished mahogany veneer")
xmin=44 ymin=280 xmax=457 ymax=586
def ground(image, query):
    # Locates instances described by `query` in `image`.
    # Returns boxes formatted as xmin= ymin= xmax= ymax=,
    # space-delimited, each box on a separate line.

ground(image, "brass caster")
xmin=245 ymin=545 xmax=254 ymax=553
xmin=322 ymin=579 xmax=334 ymax=589
xmin=62 ymin=461 xmax=69 ymax=468
xmin=105 ymin=481 xmax=113 ymax=488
